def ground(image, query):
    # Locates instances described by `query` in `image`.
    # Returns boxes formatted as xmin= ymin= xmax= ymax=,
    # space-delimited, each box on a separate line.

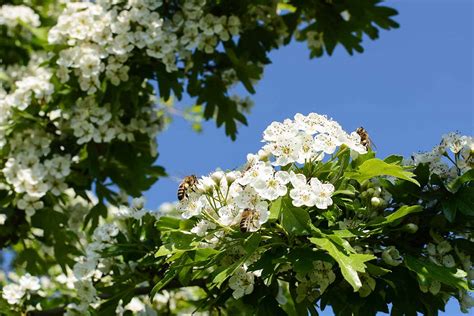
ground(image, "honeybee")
xmin=177 ymin=175 xmax=198 ymax=201
xmin=356 ymin=127 xmax=376 ymax=150
xmin=240 ymin=208 xmax=257 ymax=232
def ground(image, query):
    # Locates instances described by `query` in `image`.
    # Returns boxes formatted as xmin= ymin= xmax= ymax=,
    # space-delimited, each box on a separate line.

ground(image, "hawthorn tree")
xmin=0 ymin=1 xmax=472 ymax=316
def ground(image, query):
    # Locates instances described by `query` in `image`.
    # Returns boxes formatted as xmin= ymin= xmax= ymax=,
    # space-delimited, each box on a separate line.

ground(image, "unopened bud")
xmin=225 ymin=171 xmax=240 ymax=185
xmin=402 ymin=223 xmax=419 ymax=234
xmin=210 ymin=171 xmax=225 ymax=184
xmin=371 ymin=197 xmax=382 ymax=207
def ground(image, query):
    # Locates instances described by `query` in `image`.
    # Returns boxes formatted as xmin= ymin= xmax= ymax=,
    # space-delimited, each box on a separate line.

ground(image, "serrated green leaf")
xmin=383 ymin=205 xmax=423 ymax=225
xmin=405 ymin=255 xmax=469 ymax=290
xmin=269 ymin=197 xmax=282 ymax=220
xmin=447 ymin=169 xmax=474 ymax=193
xmin=309 ymin=237 xmax=375 ymax=291
xmin=346 ymin=158 xmax=420 ymax=186
xmin=280 ymin=204 xmax=310 ymax=236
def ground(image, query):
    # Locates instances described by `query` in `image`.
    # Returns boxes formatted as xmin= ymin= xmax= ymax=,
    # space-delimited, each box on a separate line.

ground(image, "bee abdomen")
xmin=177 ymin=186 xmax=186 ymax=200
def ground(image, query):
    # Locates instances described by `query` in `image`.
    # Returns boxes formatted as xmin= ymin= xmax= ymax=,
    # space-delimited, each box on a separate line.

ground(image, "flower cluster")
xmin=0 ymin=5 xmax=40 ymax=34
xmin=67 ymin=222 xmax=121 ymax=313
xmin=228 ymin=267 xmax=256 ymax=299
xmin=49 ymin=0 xmax=241 ymax=93
xmin=0 ymin=64 xmax=53 ymax=120
xmin=2 ymin=128 xmax=73 ymax=216
xmin=1 ymin=274 xmax=41 ymax=305
xmin=67 ymin=95 xmax=163 ymax=146
xmin=407 ymin=132 xmax=473 ymax=179
xmin=262 ymin=113 xmax=367 ymax=166
xmin=177 ymin=113 xmax=362 ymax=242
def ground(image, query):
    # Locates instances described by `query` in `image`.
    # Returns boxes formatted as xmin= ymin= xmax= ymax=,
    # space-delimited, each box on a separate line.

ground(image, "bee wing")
xmin=368 ymin=136 xmax=377 ymax=150
xmin=170 ymin=175 xmax=184 ymax=184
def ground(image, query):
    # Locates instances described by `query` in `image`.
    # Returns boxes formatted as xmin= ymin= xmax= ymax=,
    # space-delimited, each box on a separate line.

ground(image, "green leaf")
xmin=378 ymin=205 xmax=423 ymax=226
xmin=446 ymin=169 xmax=474 ymax=193
xmin=345 ymin=158 xmax=420 ymax=186
xmin=309 ymin=237 xmax=375 ymax=291
xmin=405 ymin=255 xmax=469 ymax=290
xmin=269 ymin=197 xmax=282 ymax=220
xmin=366 ymin=263 xmax=391 ymax=276
xmin=280 ymin=204 xmax=310 ymax=236
xmin=150 ymin=269 xmax=178 ymax=298
xmin=384 ymin=155 xmax=404 ymax=164
xmin=213 ymin=234 xmax=262 ymax=287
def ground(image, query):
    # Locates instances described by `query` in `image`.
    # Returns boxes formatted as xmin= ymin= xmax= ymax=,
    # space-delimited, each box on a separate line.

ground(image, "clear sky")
xmin=146 ymin=0 xmax=472 ymax=314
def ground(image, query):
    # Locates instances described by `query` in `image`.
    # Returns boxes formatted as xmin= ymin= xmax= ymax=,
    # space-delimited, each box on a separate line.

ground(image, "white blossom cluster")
xmin=48 ymin=0 xmax=241 ymax=94
xmin=407 ymin=133 xmax=473 ymax=179
xmin=66 ymin=222 xmax=120 ymax=314
xmin=0 ymin=65 xmax=54 ymax=122
xmin=1 ymin=273 xmax=41 ymax=305
xmin=0 ymin=54 xmax=165 ymax=221
xmin=0 ymin=4 xmax=40 ymax=34
xmin=177 ymin=113 xmax=364 ymax=241
xmin=66 ymin=95 xmax=163 ymax=145
xmin=228 ymin=267 xmax=256 ymax=299
xmin=262 ymin=112 xmax=367 ymax=166
xmin=1 ymin=128 xmax=73 ymax=217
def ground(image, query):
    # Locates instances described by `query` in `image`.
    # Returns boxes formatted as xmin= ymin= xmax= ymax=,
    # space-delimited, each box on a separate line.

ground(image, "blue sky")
xmin=146 ymin=1 xmax=472 ymax=314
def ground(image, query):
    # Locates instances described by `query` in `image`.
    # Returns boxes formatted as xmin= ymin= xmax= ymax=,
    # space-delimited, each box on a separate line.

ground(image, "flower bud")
xmin=196 ymin=176 xmax=215 ymax=193
xmin=442 ymin=255 xmax=456 ymax=268
xmin=427 ymin=243 xmax=437 ymax=256
xmin=131 ymin=197 xmax=146 ymax=209
xmin=373 ymin=187 xmax=382 ymax=197
xmin=429 ymin=281 xmax=441 ymax=295
xmin=437 ymin=241 xmax=452 ymax=255
xmin=370 ymin=197 xmax=382 ymax=207
xmin=210 ymin=171 xmax=225 ymax=184
xmin=225 ymin=171 xmax=240 ymax=185
xmin=382 ymin=246 xmax=403 ymax=266
xmin=401 ymin=223 xmax=418 ymax=233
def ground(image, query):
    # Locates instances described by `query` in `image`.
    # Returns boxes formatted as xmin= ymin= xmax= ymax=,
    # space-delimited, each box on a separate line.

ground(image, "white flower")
xmin=441 ymin=132 xmax=468 ymax=154
xmin=2 ymin=283 xmax=25 ymax=305
xmin=228 ymin=268 xmax=255 ymax=299
xmin=0 ymin=5 xmax=40 ymax=29
xmin=195 ymin=176 xmax=215 ymax=193
xmin=295 ymin=132 xmax=324 ymax=164
xmin=310 ymin=177 xmax=334 ymax=209
xmin=288 ymin=172 xmax=334 ymax=209
xmin=253 ymin=171 xmax=289 ymax=201
xmin=178 ymin=193 xmax=206 ymax=219
xmin=16 ymin=195 xmax=44 ymax=217
xmin=238 ymin=161 xmax=273 ymax=186
xmin=19 ymin=274 xmax=40 ymax=292
xmin=264 ymin=134 xmax=303 ymax=166
xmin=191 ymin=220 xmax=216 ymax=236
xmin=125 ymin=297 xmax=146 ymax=313
xmin=289 ymin=183 xmax=316 ymax=207
xmin=73 ymin=260 xmax=97 ymax=280
xmin=240 ymin=202 xmax=269 ymax=232
xmin=0 ymin=214 xmax=6 ymax=225
xmin=293 ymin=113 xmax=329 ymax=135
xmin=313 ymin=133 xmax=339 ymax=154
xmin=218 ymin=204 xmax=240 ymax=226
xmin=262 ymin=119 xmax=298 ymax=142
xmin=131 ymin=196 xmax=146 ymax=209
